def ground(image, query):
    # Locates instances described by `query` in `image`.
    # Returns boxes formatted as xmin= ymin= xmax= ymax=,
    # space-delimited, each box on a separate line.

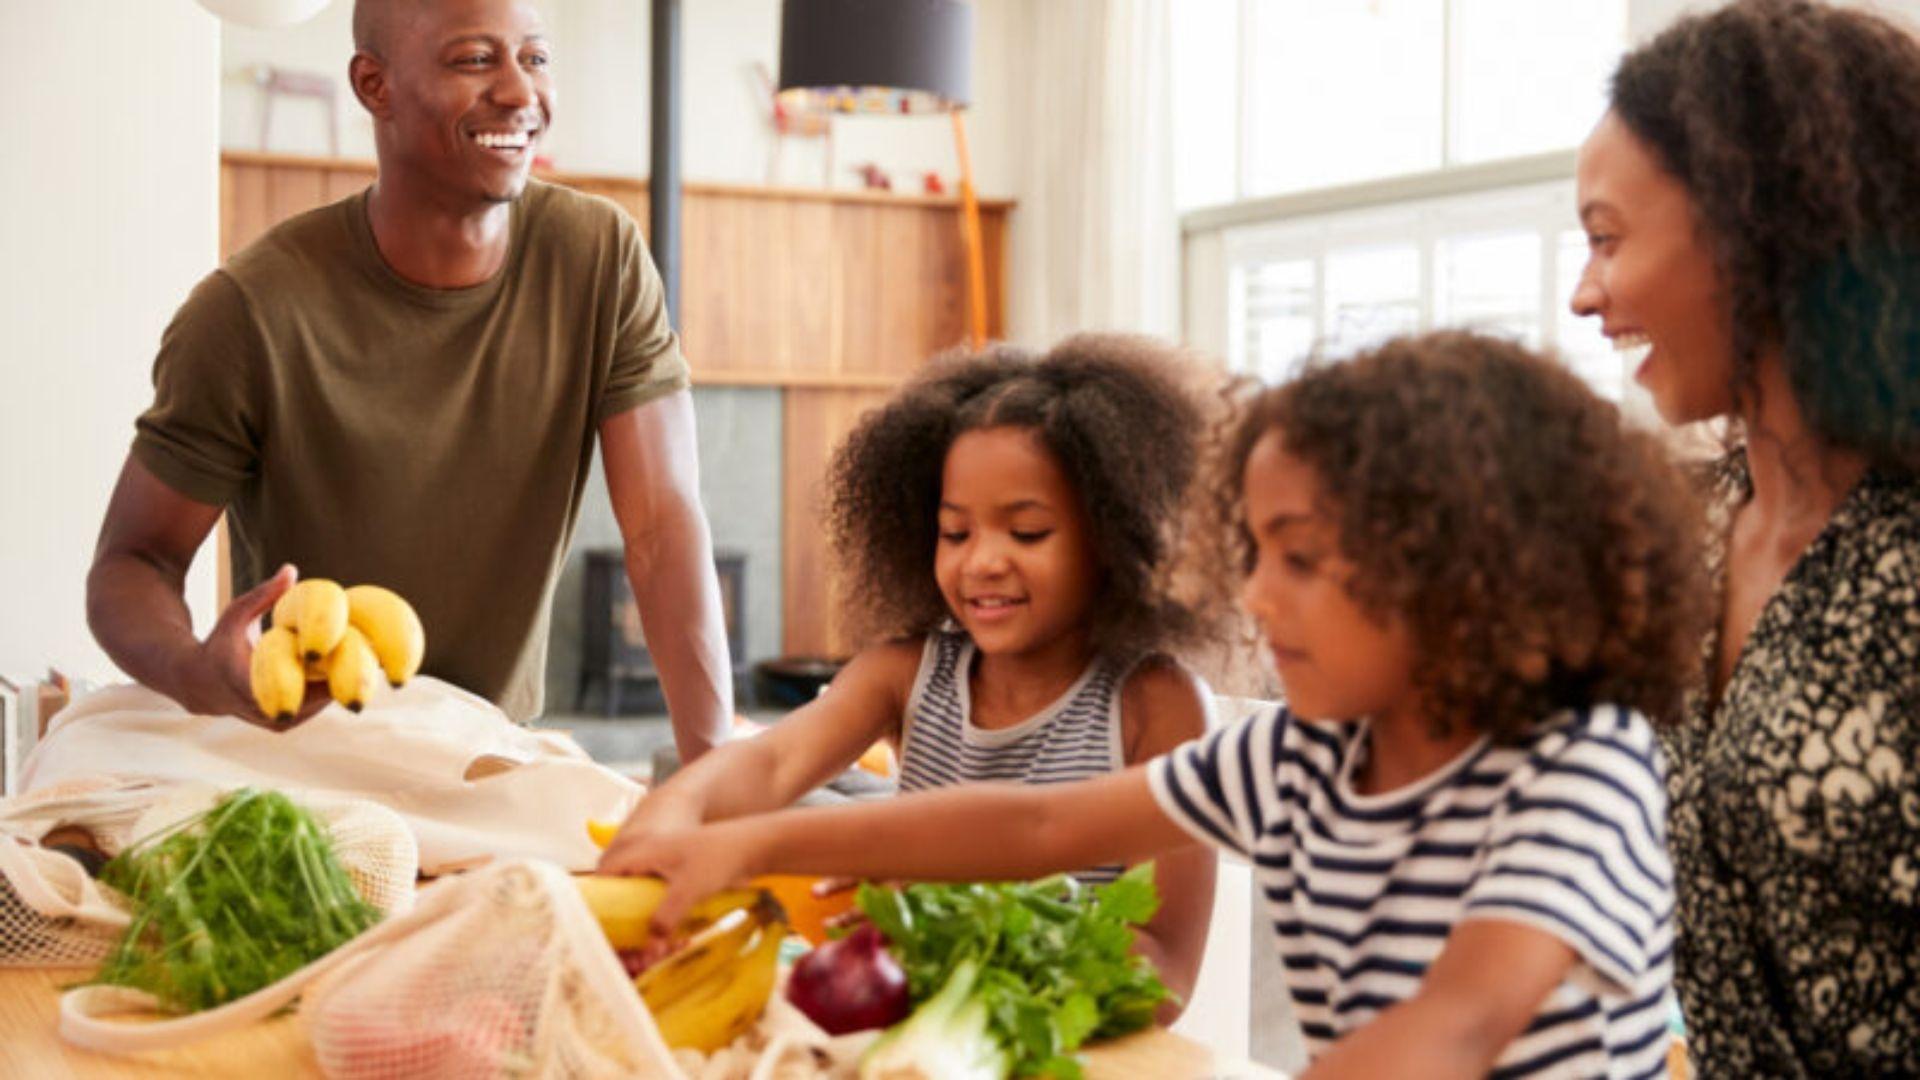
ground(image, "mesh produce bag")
xmin=0 ymin=777 xmax=416 ymax=969
xmin=59 ymin=858 xmax=690 ymax=1079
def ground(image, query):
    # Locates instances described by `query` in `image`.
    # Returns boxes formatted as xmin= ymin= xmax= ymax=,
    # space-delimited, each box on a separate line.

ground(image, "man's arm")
xmin=87 ymin=455 xmax=306 ymax=726
xmin=600 ymin=389 xmax=732 ymax=762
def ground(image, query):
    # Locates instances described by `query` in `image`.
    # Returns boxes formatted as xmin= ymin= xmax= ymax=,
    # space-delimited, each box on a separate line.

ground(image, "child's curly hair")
xmin=1204 ymin=332 xmax=1712 ymax=738
xmin=827 ymin=334 xmax=1212 ymax=659
xmin=1612 ymin=0 xmax=1920 ymax=469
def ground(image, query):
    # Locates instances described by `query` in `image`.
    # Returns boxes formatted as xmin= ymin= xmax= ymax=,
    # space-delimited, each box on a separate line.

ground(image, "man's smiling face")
xmin=357 ymin=0 xmax=553 ymax=207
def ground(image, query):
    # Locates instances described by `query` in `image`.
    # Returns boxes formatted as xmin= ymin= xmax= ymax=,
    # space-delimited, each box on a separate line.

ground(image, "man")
xmin=85 ymin=0 xmax=731 ymax=761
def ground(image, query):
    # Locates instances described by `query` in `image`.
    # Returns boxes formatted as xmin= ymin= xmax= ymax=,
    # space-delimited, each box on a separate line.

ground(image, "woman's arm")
xmin=1117 ymin=660 xmax=1215 ymax=1016
xmin=1299 ymin=921 xmax=1577 ymax=1079
xmin=599 ymin=764 xmax=1196 ymax=933
xmin=609 ymin=641 xmax=920 ymax=839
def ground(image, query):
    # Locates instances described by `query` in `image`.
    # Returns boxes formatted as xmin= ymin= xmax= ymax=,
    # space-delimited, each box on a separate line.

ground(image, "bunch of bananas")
xmin=250 ymin=580 xmax=426 ymax=722
xmin=574 ymin=876 xmax=791 ymax=1055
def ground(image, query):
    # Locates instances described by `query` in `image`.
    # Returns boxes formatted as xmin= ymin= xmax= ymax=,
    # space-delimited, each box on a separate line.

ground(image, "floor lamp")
xmin=776 ymin=0 xmax=988 ymax=349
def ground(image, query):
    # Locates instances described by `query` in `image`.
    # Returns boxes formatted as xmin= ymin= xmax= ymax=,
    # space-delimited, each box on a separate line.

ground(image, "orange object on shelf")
xmin=756 ymin=874 xmax=858 ymax=947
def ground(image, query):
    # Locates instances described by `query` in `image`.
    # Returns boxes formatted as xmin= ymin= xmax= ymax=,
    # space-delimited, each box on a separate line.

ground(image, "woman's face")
xmin=1571 ymin=111 xmax=1737 ymax=426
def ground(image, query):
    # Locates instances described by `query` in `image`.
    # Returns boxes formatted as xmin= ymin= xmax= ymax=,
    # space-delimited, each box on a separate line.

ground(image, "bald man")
xmin=86 ymin=0 xmax=734 ymax=761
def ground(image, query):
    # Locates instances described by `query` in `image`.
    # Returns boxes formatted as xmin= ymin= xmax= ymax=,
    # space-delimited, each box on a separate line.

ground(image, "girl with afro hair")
xmin=604 ymin=335 xmax=1225 ymax=1010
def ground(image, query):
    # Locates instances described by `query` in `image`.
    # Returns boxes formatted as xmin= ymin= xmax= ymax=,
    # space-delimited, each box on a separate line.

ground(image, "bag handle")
xmin=58 ymin=867 xmax=469 ymax=1055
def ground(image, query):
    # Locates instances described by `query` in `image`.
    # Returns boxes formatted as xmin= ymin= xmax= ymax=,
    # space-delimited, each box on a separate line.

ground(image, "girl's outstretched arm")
xmin=601 ymin=764 xmax=1195 ymax=934
xmin=607 ymin=640 xmax=920 ymax=839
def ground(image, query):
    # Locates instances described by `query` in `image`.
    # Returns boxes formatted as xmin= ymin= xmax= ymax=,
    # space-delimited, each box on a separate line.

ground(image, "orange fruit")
xmin=755 ymin=874 xmax=858 ymax=946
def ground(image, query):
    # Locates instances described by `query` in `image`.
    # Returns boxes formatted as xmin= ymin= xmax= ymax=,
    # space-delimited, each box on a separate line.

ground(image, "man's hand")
xmin=169 ymin=565 xmax=329 ymax=729
xmin=89 ymin=457 xmax=333 ymax=732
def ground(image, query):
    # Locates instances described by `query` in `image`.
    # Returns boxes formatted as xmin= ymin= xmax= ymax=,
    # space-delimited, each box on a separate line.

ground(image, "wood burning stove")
xmin=578 ymin=548 xmax=746 ymax=715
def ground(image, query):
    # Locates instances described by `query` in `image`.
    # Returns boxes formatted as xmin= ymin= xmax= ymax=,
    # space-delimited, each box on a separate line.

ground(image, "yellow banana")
xmin=574 ymin=876 xmax=771 ymax=950
xmin=326 ymin=625 xmax=382 ymax=713
xmin=250 ymin=626 xmax=305 ymax=723
xmin=271 ymin=586 xmax=299 ymax=636
xmin=650 ymin=917 xmax=787 ymax=1053
xmin=576 ymin=876 xmax=670 ymax=950
xmin=345 ymin=585 xmax=426 ymax=687
xmin=635 ymin=910 xmax=762 ymax=1012
xmin=288 ymin=579 xmax=350 ymax=662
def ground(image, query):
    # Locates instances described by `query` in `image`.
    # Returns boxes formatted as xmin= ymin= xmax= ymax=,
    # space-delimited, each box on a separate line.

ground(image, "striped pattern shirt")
xmin=1149 ymin=704 xmax=1674 ymax=1078
xmin=897 ymin=630 xmax=1136 ymax=883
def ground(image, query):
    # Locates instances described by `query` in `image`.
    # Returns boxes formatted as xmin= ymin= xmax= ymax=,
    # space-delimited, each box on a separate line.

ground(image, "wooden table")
xmin=0 ymin=966 xmax=1284 ymax=1079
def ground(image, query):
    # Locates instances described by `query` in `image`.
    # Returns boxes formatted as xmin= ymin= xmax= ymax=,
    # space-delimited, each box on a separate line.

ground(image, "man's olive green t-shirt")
xmin=133 ymin=180 xmax=690 ymax=721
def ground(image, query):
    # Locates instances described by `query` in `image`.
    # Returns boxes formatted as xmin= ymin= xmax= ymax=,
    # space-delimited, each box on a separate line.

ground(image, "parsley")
xmin=89 ymin=788 xmax=381 ymax=1013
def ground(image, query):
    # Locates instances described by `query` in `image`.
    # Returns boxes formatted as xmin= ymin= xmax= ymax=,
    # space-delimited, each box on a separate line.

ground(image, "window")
xmin=1223 ymin=180 xmax=1626 ymax=400
xmin=1244 ymin=0 xmax=1444 ymax=196
xmin=1450 ymin=0 xmax=1627 ymax=165
xmin=1435 ymin=231 xmax=1542 ymax=345
xmin=1172 ymin=0 xmax=1629 ymax=209
xmin=1324 ymin=245 xmax=1422 ymax=356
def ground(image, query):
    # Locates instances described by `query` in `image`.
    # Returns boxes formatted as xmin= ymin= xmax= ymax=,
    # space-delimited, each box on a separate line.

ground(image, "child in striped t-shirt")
xmin=601 ymin=335 xmax=1228 ymax=1009
xmin=606 ymin=331 xmax=1709 ymax=1078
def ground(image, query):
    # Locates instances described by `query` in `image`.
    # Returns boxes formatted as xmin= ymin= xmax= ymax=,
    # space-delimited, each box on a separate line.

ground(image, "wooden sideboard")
xmin=219 ymin=151 xmax=1013 ymax=660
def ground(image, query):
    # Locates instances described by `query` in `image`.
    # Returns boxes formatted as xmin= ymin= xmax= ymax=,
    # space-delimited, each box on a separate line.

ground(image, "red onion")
xmin=785 ymin=924 xmax=911 ymax=1035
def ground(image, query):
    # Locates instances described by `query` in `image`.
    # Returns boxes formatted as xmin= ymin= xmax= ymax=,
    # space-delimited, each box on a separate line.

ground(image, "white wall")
xmin=220 ymin=0 xmax=1020 ymax=199
xmin=221 ymin=1 xmax=369 ymax=159
xmin=0 ymin=4 xmax=222 ymax=682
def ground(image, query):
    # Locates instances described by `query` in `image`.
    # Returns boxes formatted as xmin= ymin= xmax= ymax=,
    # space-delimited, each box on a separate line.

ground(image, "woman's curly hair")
xmin=1612 ymin=0 xmax=1920 ymax=469
xmin=826 ymin=334 xmax=1213 ymax=659
xmin=1202 ymin=332 xmax=1712 ymax=739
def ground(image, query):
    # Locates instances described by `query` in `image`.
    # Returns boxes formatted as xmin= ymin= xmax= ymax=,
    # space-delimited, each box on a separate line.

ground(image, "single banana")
xmin=575 ymin=877 xmax=771 ymax=951
xmin=650 ymin=918 xmax=787 ymax=1053
xmin=345 ymin=584 xmax=426 ymax=687
xmin=326 ymin=625 xmax=382 ymax=713
xmin=576 ymin=876 xmax=670 ymax=950
xmin=271 ymin=586 xmax=299 ymax=635
xmin=250 ymin=626 xmax=305 ymax=723
xmin=290 ymin=579 xmax=350 ymax=662
xmin=635 ymin=910 xmax=762 ymax=1012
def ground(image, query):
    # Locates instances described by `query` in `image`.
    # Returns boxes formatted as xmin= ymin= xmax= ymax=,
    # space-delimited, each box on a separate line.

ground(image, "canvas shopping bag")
xmin=20 ymin=679 xmax=642 ymax=874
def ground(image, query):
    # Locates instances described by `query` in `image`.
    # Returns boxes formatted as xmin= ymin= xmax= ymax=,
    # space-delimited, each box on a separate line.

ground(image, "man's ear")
xmin=349 ymin=52 xmax=390 ymax=118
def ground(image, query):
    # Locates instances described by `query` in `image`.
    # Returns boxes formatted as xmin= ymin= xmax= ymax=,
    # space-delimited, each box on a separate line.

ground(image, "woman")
xmin=1570 ymin=1 xmax=1920 ymax=1073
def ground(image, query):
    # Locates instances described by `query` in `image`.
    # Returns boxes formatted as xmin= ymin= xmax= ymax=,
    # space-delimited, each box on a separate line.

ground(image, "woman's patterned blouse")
xmin=1663 ymin=452 xmax=1920 ymax=1076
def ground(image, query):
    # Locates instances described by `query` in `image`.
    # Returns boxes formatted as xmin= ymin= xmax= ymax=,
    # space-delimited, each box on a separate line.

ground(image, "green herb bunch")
xmin=855 ymin=863 xmax=1170 ymax=1079
xmin=92 ymin=788 xmax=381 ymax=1013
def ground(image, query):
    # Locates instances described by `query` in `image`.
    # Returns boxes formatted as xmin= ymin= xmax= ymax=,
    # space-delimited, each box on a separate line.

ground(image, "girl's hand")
xmin=609 ymin=788 xmax=704 ymax=844
xmin=596 ymin=821 xmax=758 ymax=934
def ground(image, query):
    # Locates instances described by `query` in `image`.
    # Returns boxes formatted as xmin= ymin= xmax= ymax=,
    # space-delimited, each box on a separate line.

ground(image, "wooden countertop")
xmin=0 ymin=966 xmax=1284 ymax=1079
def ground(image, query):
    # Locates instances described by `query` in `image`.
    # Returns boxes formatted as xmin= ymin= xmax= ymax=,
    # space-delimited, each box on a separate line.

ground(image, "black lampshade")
xmin=777 ymin=0 xmax=973 ymax=114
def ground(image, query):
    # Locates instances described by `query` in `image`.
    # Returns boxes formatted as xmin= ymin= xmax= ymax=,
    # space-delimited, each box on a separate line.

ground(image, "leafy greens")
xmin=91 ymin=788 xmax=380 ymax=1013
xmin=855 ymin=863 xmax=1169 ymax=1079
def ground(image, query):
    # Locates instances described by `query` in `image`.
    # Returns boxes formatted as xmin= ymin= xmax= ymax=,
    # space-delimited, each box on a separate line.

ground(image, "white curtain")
xmin=1004 ymin=0 xmax=1178 ymax=345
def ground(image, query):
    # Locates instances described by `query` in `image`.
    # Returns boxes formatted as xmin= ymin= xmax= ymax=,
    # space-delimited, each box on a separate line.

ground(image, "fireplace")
xmin=578 ymin=548 xmax=747 ymax=715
